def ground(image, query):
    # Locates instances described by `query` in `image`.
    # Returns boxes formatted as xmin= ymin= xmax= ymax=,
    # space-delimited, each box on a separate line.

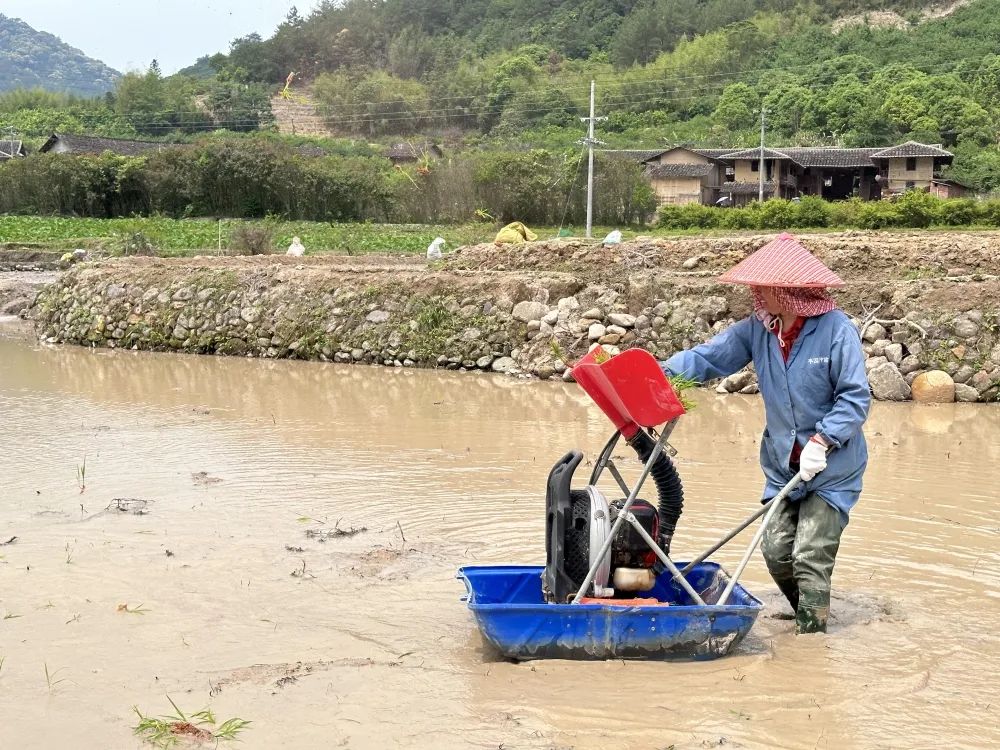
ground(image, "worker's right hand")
xmin=798 ymin=437 xmax=828 ymax=482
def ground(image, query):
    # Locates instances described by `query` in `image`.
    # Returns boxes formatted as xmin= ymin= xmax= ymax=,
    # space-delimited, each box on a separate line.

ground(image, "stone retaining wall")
xmin=28 ymin=253 xmax=1000 ymax=403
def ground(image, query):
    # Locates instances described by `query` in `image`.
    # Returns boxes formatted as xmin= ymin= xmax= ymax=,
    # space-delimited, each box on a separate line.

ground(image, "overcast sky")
xmin=3 ymin=0 xmax=321 ymax=74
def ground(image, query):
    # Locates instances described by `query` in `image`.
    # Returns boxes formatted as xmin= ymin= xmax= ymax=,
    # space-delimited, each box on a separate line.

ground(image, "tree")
xmin=762 ymin=83 xmax=814 ymax=138
xmin=713 ymin=83 xmax=758 ymax=131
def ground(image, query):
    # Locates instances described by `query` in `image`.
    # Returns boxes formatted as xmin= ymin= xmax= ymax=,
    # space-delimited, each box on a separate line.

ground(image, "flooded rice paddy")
xmin=0 ymin=318 xmax=998 ymax=749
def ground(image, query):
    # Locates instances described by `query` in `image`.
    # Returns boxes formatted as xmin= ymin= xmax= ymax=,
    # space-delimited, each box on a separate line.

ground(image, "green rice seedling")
xmin=214 ymin=717 xmax=251 ymax=739
xmin=76 ymin=455 xmax=87 ymax=494
xmin=133 ymin=698 xmax=250 ymax=748
xmin=667 ymin=374 xmax=699 ymax=412
xmin=44 ymin=663 xmax=67 ymax=691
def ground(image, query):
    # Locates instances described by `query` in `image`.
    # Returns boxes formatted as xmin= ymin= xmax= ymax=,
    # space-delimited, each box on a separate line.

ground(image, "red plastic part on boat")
xmin=571 ymin=346 xmax=686 ymax=439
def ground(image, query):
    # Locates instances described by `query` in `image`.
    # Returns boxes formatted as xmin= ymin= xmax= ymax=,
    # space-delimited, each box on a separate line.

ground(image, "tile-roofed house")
xmin=721 ymin=181 xmax=775 ymax=195
xmin=618 ymin=140 xmax=960 ymax=207
xmin=601 ymin=148 xmax=670 ymax=163
xmin=638 ymin=146 xmax=727 ymax=206
xmin=646 ymin=163 xmax=714 ymax=179
xmin=691 ymin=148 xmax=737 ymax=160
xmin=780 ymin=147 xmax=882 ymax=169
xmin=39 ymin=134 xmax=166 ymax=157
xmin=870 ymin=141 xmax=952 ymax=159
xmin=870 ymin=141 xmax=953 ymax=194
xmin=715 ymin=141 xmax=954 ymax=202
xmin=0 ymin=140 xmax=27 ymax=160
xmin=719 ymin=147 xmax=793 ymax=161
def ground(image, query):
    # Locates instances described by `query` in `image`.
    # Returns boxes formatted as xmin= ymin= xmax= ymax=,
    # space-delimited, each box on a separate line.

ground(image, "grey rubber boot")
xmin=795 ymin=588 xmax=830 ymax=634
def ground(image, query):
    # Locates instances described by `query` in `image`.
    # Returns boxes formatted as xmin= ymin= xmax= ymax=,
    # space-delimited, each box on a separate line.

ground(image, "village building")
xmin=613 ymin=141 xmax=964 ymax=206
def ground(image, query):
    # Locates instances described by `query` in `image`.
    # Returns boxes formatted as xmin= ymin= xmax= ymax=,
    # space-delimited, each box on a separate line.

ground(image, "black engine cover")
xmin=610 ymin=499 xmax=660 ymax=568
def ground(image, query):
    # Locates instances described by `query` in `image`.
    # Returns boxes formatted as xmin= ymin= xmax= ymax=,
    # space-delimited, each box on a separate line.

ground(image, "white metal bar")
xmin=625 ymin=513 xmax=706 ymax=606
xmin=570 ymin=429 xmax=668 ymax=604
xmin=680 ymin=473 xmax=803 ymax=574
xmin=716 ymin=475 xmax=803 ymax=606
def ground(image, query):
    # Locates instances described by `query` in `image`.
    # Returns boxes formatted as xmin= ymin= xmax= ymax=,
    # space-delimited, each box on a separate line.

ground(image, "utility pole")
xmin=578 ymin=80 xmax=606 ymax=238
xmin=758 ymin=108 xmax=767 ymax=203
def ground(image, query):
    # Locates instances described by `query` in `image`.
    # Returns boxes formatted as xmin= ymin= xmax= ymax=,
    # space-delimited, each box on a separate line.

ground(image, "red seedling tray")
xmin=571 ymin=346 xmax=686 ymax=438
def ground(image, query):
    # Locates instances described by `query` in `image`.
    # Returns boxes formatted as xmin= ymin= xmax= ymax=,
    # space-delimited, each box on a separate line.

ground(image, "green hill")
xmin=0 ymin=14 xmax=119 ymax=96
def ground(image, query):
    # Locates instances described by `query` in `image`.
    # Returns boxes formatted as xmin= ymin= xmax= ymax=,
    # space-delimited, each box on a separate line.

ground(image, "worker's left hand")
xmin=799 ymin=437 xmax=828 ymax=481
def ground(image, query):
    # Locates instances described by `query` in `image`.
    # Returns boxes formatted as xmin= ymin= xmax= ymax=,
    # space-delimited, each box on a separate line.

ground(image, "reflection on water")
xmin=1 ymin=324 xmax=998 ymax=750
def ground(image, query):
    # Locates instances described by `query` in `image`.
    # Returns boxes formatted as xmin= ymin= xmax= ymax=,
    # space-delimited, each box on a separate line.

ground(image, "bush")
xmin=894 ymin=190 xmax=940 ymax=228
xmin=718 ymin=204 xmax=760 ymax=229
xmin=978 ymin=199 xmax=1000 ymax=227
xmin=856 ymin=201 xmax=903 ymax=229
xmin=936 ymin=198 xmax=979 ymax=226
xmin=112 ymin=231 xmax=158 ymax=256
xmin=827 ymin=198 xmax=865 ymax=228
xmin=229 ymin=222 xmax=274 ymax=255
xmin=792 ymin=196 xmax=831 ymax=227
xmin=656 ymin=202 xmax=722 ymax=229
xmin=757 ymin=199 xmax=797 ymax=229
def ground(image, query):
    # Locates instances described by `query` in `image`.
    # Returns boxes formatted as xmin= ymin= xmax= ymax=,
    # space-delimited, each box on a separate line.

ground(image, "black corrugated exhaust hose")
xmin=626 ymin=429 xmax=684 ymax=554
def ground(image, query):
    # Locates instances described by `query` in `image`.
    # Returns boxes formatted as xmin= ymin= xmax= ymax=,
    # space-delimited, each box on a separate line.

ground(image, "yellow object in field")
xmin=494 ymin=222 xmax=538 ymax=244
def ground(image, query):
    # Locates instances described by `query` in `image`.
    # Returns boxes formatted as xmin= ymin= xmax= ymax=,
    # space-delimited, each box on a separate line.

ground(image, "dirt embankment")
xmin=26 ymin=230 xmax=1000 ymax=402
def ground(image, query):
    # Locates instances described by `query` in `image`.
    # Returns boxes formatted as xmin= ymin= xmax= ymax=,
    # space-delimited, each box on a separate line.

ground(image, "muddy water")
xmin=1 ymin=318 xmax=998 ymax=750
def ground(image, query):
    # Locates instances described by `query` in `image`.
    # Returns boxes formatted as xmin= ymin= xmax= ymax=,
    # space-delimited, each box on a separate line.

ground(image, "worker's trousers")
xmin=760 ymin=492 xmax=845 ymax=630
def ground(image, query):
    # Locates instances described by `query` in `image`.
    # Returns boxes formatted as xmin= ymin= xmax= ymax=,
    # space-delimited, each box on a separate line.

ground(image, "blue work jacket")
xmin=664 ymin=310 xmax=870 ymax=522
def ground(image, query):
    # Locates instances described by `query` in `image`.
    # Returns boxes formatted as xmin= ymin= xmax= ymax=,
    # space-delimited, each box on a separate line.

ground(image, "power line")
xmin=1 ymin=56 xmax=974 ymax=126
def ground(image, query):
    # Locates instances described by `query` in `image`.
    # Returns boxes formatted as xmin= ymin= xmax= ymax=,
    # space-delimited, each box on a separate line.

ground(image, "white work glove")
xmin=798 ymin=437 xmax=828 ymax=482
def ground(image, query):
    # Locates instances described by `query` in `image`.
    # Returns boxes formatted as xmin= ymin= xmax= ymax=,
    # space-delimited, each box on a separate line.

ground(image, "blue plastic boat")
xmin=458 ymin=562 xmax=762 ymax=661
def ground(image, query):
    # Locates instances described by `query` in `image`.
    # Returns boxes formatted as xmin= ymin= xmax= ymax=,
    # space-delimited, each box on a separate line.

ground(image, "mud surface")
xmin=0 ymin=270 xmax=56 ymax=314
xmin=1 ymin=319 xmax=998 ymax=749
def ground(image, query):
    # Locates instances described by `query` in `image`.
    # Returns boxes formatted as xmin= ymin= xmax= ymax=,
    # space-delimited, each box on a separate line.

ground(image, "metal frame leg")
xmin=715 ymin=475 xmax=802 ymax=606
xmin=625 ymin=513 xmax=705 ymax=606
xmin=681 ymin=474 xmax=804 ymax=575
xmin=571 ymin=429 xmax=669 ymax=604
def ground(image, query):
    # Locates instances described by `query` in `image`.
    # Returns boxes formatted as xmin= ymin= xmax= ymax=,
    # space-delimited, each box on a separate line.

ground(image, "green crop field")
xmin=0 ymin=216 xmax=636 ymax=255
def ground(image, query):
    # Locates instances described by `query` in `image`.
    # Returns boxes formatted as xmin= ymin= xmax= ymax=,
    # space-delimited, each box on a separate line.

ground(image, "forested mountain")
xmin=0 ymin=14 xmax=119 ymax=96
xmin=172 ymin=0 xmax=1000 ymax=187
xmin=6 ymin=0 xmax=1000 ymax=190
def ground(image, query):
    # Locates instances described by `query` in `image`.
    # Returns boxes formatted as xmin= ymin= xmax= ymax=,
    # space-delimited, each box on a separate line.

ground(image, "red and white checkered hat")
xmin=718 ymin=233 xmax=845 ymax=288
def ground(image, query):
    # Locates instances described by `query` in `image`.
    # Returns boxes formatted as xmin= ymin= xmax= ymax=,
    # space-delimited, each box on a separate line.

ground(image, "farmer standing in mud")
xmin=662 ymin=233 xmax=870 ymax=634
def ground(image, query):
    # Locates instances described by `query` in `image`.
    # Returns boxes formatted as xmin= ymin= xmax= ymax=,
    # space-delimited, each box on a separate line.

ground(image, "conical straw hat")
xmin=718 ymin=233 xmax=845 ymax=288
